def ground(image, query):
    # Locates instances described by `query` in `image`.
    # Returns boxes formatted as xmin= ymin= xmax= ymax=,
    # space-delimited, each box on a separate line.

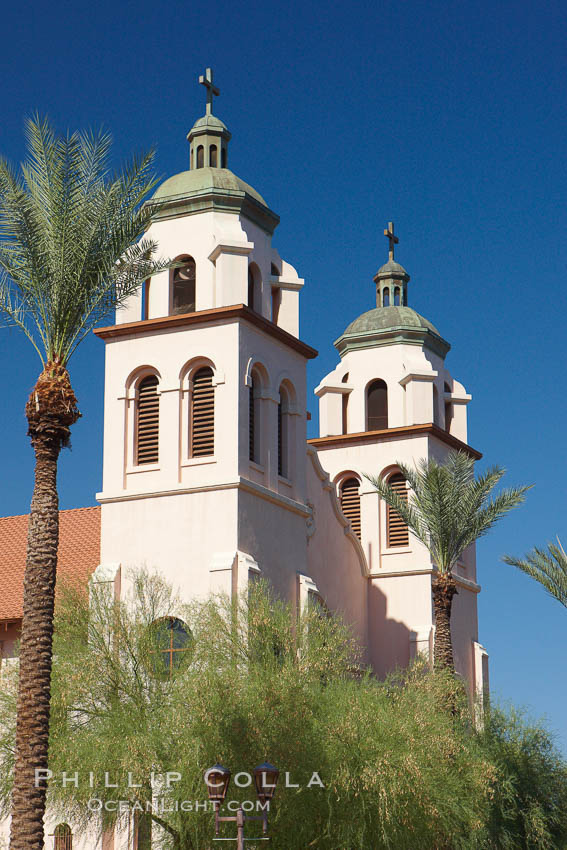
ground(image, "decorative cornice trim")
xmin=208 ymin=241 xmax=254 ymax=263
xmin=150 ymin=188 xmax=280 ymax=235
xmin=334 ymin=326 xmax=451 ymax=359
xmin=308 ymin=423 xmax=482 ymax=459
xmin=368 ymin=567 xmax=480 ymax=593
xmin=237 ymin=478 xmax=310 ymax=517
xmin=97 ymin=477 xmax=310 ymax=518
xmin=314 ymin=383 xmax=353 ymax=397
xmin=269 ymin=275 xmax=305 ymax=292
xmin=97 ymin=481 xmax=241 ymax=503
xmin=94 ymin=304 xmax=318 ymax=360
xmin=399 ymin=370 xmax=438 ymax=386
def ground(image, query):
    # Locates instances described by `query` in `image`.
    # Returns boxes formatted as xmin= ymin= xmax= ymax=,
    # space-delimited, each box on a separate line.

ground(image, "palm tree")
xmin=0 ymin=116 xmax=169 ymax=850
xmin=366 ymin=451 xmax=530 ymax=671
xmin=503 ymin=541 xmax=567 ymax=609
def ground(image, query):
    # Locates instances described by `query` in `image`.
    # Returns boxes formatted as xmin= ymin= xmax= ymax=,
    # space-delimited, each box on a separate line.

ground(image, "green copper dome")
xmin=154 ymin=167 xmax=267 ymax=207
xmin=375 ymin=259 xmax=409 ymax=278
xmin=335 ymin=306 xmax=450 ymax=358
xmin=344 ymin=306 xmax=440 ymax=336
xmin=150 ymin=69 xmax=279 ymax=234
xmin=190 ymin=113 xmax=229 ymax=132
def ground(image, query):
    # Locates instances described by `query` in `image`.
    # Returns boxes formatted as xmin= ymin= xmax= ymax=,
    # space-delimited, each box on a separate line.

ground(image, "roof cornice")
xmin=148 ymin=187 xmax=280 ymax=235
xmin=94 ymin=305 xmax=318 ymax=360
xmin=334 ymin=325 xmax=450 ymax=358
xmin=308 ymin=423 xmax=481 ymax=459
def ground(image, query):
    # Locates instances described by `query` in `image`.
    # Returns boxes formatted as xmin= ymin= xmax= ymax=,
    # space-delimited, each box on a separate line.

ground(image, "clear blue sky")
xmin=1 ymin=0 xmax=567 ymax=748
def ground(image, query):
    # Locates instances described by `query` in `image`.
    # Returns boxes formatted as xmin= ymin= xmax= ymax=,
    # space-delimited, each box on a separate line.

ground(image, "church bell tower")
xmin=95 ymin=69 xmax=316 ymax=606
xmin=309 ymin=224 xmax=485 ymax=688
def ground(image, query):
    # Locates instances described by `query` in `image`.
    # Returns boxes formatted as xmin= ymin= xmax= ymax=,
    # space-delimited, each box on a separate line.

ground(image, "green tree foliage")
xmin=0 ymin=572 xmax=566 ymax=849
xmin=0 ymin=116 xmax=169 ymax=850
xmin=0 ymin=115 xmax=167 ymax=365
xmin=479 ymin=706 xmax=567 ymax=849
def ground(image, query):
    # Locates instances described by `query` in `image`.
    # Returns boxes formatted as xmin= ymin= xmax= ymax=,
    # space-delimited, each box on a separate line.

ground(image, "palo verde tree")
xmin=0 ymin=116 xmax=168 ymax=850
xmin=22 ymin=572 xmax=360 ymax=850
xmin=1 ymin=572 xmax=567 ymax=849
xmin=366 ymin=451 xmax=530 ymax=671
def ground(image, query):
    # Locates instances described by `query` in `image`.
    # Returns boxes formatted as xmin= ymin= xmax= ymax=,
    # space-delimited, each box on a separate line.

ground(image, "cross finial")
xmin=199 ymin=68 xmax=220 ymax=115
xmin=384 ymin=221 xmax=399 ymax=261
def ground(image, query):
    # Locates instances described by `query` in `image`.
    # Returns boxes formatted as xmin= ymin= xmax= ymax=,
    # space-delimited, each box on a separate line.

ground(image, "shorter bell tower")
xmin=308 ymin=224 xmax=483 ymax=690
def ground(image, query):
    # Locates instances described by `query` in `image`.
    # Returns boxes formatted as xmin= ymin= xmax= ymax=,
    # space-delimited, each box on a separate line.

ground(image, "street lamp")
xmin=204 ymin=764 xmax=231 ymax=805
xmin=204 ymin=762 xmax=279 ymax=848
xmin=253 ymin=762 xmax=279 ymax=804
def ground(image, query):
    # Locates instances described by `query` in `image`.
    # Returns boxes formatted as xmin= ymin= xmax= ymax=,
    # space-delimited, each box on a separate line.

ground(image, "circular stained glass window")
xmin=149 ymin=617 xmax=193 ymax=678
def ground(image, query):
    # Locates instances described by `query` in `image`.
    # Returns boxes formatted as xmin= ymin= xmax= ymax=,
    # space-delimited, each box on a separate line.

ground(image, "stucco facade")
xmin=90 ymin=90 xmax=487 ymax=716
xmin=0 ymin=76 xmax=488 ymax=850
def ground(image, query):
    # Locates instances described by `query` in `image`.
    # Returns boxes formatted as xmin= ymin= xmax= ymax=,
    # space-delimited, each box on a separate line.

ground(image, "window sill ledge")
xmin=126 ymin=464 xmax=161 ymax=475
xmin=249 ymin=461 xmax=265 ymax=473
xmin=182 ymin=456 xmax=217 ymax=468
xmin=382 ymin=546 xmax=412 ymax=555
xmin=278 ymin=475 xmax=292 ymax=487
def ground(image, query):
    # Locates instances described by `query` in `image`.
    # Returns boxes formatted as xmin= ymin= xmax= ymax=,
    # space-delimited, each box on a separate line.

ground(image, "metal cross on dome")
xmin=199 ymin=68 xmax=220 ymax=115
xmin=384 ymin=221 xmax=399 ymax=261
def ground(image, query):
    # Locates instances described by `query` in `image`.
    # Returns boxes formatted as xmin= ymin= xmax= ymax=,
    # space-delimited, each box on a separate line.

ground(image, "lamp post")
xmin=204 ymin=762 xmax=279 ymax=849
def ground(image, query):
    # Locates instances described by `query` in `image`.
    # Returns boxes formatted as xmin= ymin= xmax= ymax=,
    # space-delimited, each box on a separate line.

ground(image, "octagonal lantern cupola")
xmin=187 ymin=68 xmax=232 ymax=170
xmin=374 ymin=222 xmax=410 ymax=308
xmin=333 ymin=222 xmax=450 ymax=360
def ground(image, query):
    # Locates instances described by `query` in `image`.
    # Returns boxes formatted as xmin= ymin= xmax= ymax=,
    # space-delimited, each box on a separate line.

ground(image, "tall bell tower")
xmin=95 ymin=69 xmax=317 ymax=605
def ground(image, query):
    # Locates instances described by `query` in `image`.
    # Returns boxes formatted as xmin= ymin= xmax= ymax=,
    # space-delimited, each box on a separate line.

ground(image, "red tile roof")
xmin=0 ymin=506 xmax=100 ymax=621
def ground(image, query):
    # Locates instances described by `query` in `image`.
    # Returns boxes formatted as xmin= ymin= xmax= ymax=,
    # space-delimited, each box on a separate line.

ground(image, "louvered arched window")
xmin=367 ymin=379 xmax=388 ymax=431
xmin=387 ymin=472 xmax=409 ymax=547
xmin=340 ymin=477 xmax=361 ymax=539
xmin=190 ymin=367 xmax=214 ymax=457
xmin=136 ymin=375 xmax=159 ymax=465
xmin=54 ymin=824 xmax=73 ymax=850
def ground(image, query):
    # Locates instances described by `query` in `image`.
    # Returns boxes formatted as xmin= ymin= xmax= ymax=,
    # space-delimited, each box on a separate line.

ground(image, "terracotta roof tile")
xmin=0 ymin=506 xmax=100 ymax=622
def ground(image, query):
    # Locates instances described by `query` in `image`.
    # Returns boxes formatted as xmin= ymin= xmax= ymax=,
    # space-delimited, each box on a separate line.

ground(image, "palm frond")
xmin=503 ymin=541 xmax=567 ymax=608
xmin=364 ymin=471 xmax=429 ymax=549
xmin=0 ymin=116 xmax=168 ymax=367
xmin=365 ymin=451 xmax=530 ymax=574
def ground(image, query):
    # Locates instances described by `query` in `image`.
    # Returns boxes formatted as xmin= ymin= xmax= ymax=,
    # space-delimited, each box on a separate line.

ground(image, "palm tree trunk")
xmin=10 ymin=363 xmax=79 ymax=850
xmin=9 ymin=430 xmax=61 ymax=850
xmin=431 ymin=572 xmax=458 ymax=672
